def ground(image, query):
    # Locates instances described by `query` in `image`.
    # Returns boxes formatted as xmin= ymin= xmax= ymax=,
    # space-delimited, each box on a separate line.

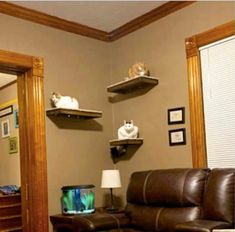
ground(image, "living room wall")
xmin=0 ymin=1 xmax=234 ymax=230
xmin=0 ymin=13 xmax=114 ymax=219
xmin=110 ymin=1 xmax=235 ymax=199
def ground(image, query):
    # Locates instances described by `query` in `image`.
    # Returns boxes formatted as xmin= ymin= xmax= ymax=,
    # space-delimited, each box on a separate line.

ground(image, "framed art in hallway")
xmin=0 ymin=105 xmax=13 ymax=118
xmin=14 ymin=109 xmax=19 ymax=128
xmin=1 ymin=119 xmax=10 ymax=138
xmin=8 ymin=136 xmax=18 ymax=154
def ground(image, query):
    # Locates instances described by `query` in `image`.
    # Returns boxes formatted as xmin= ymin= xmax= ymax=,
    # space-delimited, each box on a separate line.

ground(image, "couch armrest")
xmin=73 ymin=211 xmax=131 ymax=231
xmin=175 ymin=219 xmax=233 ymax=232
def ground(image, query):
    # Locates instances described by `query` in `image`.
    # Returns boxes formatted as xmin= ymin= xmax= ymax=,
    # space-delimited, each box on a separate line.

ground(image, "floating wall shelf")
xmin=109 ymin=138 xmax=144 ymax=146
xmin=109 ymin=138 xmax=144 ymax=160
xmin=46 ymin=108 xmax=102 ymax=119
xmin=107 ymin=76 xmax=158 ymax=93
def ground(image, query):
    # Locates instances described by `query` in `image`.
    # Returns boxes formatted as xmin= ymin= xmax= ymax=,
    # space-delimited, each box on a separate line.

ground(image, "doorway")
xmin=0 ymin=73 xmax=21 ymax=230
xmin=0 ymin=49 xmax=48 ymax=232
xmin=0 ymin=73 xmax=20 ymax=186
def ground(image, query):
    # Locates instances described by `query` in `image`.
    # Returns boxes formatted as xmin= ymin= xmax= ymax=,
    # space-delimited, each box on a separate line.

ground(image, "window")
xmin=200 ymin=36 xmax=235 ymax=168
xmin=185 ymin=21 xmax=235 ymax=167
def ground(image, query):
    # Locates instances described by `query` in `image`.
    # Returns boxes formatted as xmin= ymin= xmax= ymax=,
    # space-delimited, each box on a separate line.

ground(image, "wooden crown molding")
xmin=0 ymin=2 xmax=109 ymax=42
xmin=0 ymin=1 xmax=195 ymax=42
xmin=109 ymin=1 xmax=195 ymax=41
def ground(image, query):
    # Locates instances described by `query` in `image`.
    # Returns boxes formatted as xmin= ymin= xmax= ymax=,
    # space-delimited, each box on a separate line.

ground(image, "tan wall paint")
xmin=110 ymin=1 xmax=235 ymax=199
xmin=0 ymin=83 xmax=20 ymax=186
xmin=0 ymin=13 xmax=114 ymax=226
xmin=0 ymin=1 xmax=234 ymax=230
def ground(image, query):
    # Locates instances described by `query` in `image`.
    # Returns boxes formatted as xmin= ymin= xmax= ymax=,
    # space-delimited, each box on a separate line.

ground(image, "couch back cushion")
xmin=203 ymin=168 xmax=235 ymax=224
xmin=127 ymin=168 xmax=209 ymax=207
xmin=125 ymin=203 xmax=201 ymax=232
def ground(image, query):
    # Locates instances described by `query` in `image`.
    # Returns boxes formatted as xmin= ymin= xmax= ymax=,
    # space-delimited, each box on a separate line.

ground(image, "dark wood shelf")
xmin=46 ymin=108 xmax=102 ymax=119
xmin=109 ymin=138 xmax=144 ymax=146
xmin=107 ymin=76 xmax=158 ymax=93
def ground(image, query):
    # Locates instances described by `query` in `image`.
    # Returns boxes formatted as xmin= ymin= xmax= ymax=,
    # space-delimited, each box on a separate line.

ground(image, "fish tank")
xmin=61 ymin=185 xmax=95 ymax=214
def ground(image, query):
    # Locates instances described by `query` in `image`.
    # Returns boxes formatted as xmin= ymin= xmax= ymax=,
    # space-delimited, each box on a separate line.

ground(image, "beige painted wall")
xmin=0 ymin=1 xmax=234 ymax=230
xmin=0 ymin=13 xmax=114 ymax=223
xmin=0 ymin=83 xmax=20 ymax=186
xmin=110 ymin=1 xmax=235 ymax=199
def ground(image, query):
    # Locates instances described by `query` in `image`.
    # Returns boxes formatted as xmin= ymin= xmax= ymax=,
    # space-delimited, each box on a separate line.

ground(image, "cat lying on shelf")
xmin=118 ymin=120 xmax=138 ymax=139
xmin=50 ymin=92 xmax=79 ymax=110
xmin=128 ymin=62 xmax=150 ymax=79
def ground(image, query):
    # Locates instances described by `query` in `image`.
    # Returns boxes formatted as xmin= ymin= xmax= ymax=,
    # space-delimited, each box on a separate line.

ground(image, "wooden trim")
xmin=0 ymin=50 xmax=48 ymax=232
xmin=0 ymin=1 xmax=195 ymax=42
xmin=0 ymin=80 xmax=17 ymax=91
xmin=109 ymin=1 xmax=195 ymax=41
xmin=185 ymin=20 xmax=235 ymax=168
xmin=185 ymin=21 xmax=235 ymax=57
xmin=0 ymin=49 xmax=32 ymax=73
xmin=187 ymin=55 xmax=207 ymax=167
xmin=0 ymin=2 xmax=109 ymax=42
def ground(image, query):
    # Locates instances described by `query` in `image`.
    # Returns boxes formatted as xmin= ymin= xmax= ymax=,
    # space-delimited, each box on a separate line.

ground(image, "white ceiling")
xmin=0 ymin=73 xmax=17 ymax=88
xmin=12 ymin=1 xmax=166 ymax=32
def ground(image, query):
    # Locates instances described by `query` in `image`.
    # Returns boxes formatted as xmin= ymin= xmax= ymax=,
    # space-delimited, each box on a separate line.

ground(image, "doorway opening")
xmin=0 ymin=49 xmax=48 ymax=232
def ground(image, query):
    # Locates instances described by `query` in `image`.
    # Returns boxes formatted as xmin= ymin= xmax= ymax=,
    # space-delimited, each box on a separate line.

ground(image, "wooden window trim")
xmin=185 ymin=20 xmax=235 ymax=168
xmin=0 ymin=50 xmax=48 ymax=232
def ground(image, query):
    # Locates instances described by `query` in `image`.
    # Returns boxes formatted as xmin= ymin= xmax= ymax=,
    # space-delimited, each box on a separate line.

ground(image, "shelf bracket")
xmin=110 ymin=145 xmax=127 ymax=158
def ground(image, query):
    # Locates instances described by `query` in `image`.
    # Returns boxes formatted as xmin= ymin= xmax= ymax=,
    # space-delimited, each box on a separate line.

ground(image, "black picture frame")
xmin=168 ymin=107 xmax=185 ymax=125
xmin=169 ymin=128 xmax=186 ymax=146
xmin=0 ymin=105 xmax=13 ymax=118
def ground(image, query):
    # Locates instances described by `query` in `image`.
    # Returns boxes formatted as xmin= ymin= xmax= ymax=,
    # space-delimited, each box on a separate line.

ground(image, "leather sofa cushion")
xmin=125 ymin=203 xmax=201 ymax=232
xmin=175 ymin=219 xmax=233 ymax=232
xmin=203 ymin=168 xmax=235 ymax=224
xmin=127 ymin=168 xmax=209 ymax=207
xmin=73 ymin=212 xmax=130 ymax=231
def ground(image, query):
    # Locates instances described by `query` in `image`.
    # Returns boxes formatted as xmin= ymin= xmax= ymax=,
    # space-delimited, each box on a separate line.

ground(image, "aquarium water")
xmin=61 ymin=185 xmax=95 ymax=214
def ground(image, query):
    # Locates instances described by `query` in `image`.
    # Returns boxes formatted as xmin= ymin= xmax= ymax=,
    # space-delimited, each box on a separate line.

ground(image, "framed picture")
xmin=1 ymin=119 xmax=10 ymax=138
xmin=169 ymin=128 xmax=186 ymax=146
xmin=14 ymin=109 xmax=19 ymax=128
xmin=0 ymin=105 xmax=13 ymax=118
xmin=168 ymin=107 xmax=185 ymax=124
xmin=8 ymin=137 xmax=18 ymax=154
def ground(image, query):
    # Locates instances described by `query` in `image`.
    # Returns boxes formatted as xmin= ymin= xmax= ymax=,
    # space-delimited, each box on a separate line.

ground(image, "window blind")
xmin=200 ymin=36 xmax=235 ymax=168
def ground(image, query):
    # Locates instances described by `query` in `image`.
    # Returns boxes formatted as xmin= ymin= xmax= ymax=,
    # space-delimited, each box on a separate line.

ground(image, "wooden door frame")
xmin=185 ymin=20 xmax=235 ymax=168
xmin=0 ymin=50 xmax=48 ymax=232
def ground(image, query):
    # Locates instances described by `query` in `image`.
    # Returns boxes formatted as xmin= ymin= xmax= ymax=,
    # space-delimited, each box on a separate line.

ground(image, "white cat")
xmin=118 ymin=120 xmax=138 ymax=139
xmin=50 ymin=92 xmax=79 ymax=110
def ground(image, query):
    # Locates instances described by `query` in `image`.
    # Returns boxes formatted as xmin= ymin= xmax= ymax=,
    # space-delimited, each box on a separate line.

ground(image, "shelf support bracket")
xmin=110 ymin=145 xmax=127 ymax=158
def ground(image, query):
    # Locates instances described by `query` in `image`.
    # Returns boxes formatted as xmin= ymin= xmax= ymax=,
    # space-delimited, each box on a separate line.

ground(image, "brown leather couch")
xmin=53 ymin=168 xmax=234 ymax=232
